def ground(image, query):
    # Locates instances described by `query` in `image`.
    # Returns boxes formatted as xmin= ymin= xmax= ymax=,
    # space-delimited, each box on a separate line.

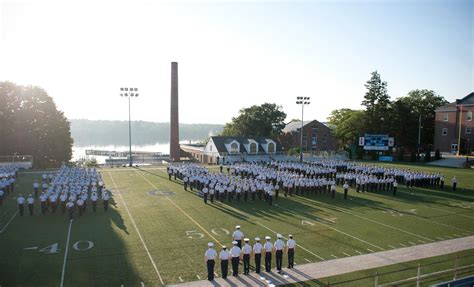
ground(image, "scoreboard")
xmin=359 ymin=134 xmax=394 ymax=150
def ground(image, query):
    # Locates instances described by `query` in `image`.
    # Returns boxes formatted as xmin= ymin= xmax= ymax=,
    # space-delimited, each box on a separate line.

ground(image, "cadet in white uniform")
xmin=287 ymin=234 xmax=296 ymax=268
xmin=204 ymin=242 xmax=217 ymax=281
xmin=343 ymin=182 xmax=349 ymax=200
xmin=0 ymin=189 xmax=4 ymax=206
xmin=66 ymin=200 xmax=74 ymax=220
xmin=17 ymin=194 xmax=25 ymax=216
xmin=242 ymin=238 xmax=252 ymax=275
xmin=219 ymin=245 xmax=230 ymax=279
xmin=263 ymin=236 xmax=273 ymax=272
xmin=230 ymin=240 xmax=241 ymax=276
xmin=452 ymin=176 xmax=458 ymax=191
xmin=393 ymin=180 xmax=398 ymax=196
xmin=27 ymin=194 xmax=34 ymax=216
xmin=102 ymin=190 xmax=110 ymax=211
xmin=91 ymin=192 xmax=98 ymax=212
xmin=253 ymin=237 xmax=263 ymax=274
xmin=33 ymin=180 xmax=39 ymax=198
xmin=274 ymin=234 xmax=285 ymax=273
xmin=232 ymin=225 xmax=244 ymax=248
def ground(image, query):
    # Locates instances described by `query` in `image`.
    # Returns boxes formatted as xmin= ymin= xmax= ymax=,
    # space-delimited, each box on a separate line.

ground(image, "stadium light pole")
xmin=120 ymin=87 xmax=139 ymax=167
xmin=296 ymin=97 xmax=310 ymax=163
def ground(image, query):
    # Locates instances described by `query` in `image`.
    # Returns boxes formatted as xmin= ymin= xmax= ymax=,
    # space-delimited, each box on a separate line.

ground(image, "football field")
xmin=1 ymin=163 xmax=474 ymax=286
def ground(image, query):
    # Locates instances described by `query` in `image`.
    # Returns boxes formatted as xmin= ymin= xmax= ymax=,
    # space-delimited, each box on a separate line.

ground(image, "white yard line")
xmin=343 ymin=252 xmax=351 ymax=257
xmin=427 ymin=206 xmax=474 ymax=220
xmin=178 ymin=276 xmax=184 ymax=282
xmin=275 ymin=203 xmax=385 ymax=251
xmin=399 ymin=243 xmax=407 ymax=247
xmin=0 ymin=210 xmax=18 ymax=234
xmin=355 ymin=250 xmax=363 ymax=254
xmin=417 ymin=240 xmax=426 ymax=243
xmin=108 ymin=172 xmax=165 ymax=285
xmin=296 ymin=197 xmax=434 ymax=242
xmin=331 ymin=254 xmax=338 ymax=259
xmin=140 ymin=282 xmax=145 ymax=287
xmin=60 ymin=219 xmax=73 ymax=287
xmin=196 ymin=275 xmax=201 ymax=280
xmin=135 ymin=170 xmax=223 ymax=247
xmin=367 ymin=248 xmax=375 ymax=252
xmin=256 ymin=221 xmax=325 ymax=261
xmin=408 ymin=241 xmax=416 ymax=245
xmin=388 ymin=245 xmax=396 ymax=249
xmin=436 ymin=237 xmax=444 ymax=240
xmin=304 ymin=258 xmax=311 ymax=263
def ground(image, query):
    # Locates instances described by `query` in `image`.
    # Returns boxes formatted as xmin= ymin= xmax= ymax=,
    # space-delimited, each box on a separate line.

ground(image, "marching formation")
xmin=15 ymin=166 xmax=111 ymax=219
xmin=0 ymin=165 xmax=18 ymax=207
xmin=167 ymin=160 xmax=456 ymax=207
xmin=204 ymin=225 xmax=296 ymax=281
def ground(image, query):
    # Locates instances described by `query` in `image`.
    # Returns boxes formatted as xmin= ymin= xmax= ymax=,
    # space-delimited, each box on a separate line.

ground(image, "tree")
xmin=0 ymin=82 xmax=73 ymax=167
xmin=327 ymin=109 xmax=365 ymax=147
xmin=221 ymin=103 xmax=287 ymax=138
xmin=361 ymin=71 xmax=391 ymax=133
xmin=395 ymin=90 xmax=448 ymax=150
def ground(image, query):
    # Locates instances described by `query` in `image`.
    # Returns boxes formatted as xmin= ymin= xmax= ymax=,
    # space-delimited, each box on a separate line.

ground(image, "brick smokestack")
xmin=170 ymin=62 xmax=180 ymax=161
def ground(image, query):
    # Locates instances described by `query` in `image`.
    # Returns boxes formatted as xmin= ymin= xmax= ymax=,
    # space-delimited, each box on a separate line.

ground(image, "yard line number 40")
xmin=32 ymin=241 xmax=94 ymax=254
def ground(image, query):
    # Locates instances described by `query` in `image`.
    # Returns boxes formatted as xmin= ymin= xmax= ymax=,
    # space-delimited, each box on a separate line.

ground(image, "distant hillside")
xmin=70 ymin=119 xmax=223 ymax=146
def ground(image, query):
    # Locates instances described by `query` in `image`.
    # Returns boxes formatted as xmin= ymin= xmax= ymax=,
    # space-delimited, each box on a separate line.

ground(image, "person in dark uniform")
xmin=452 ymin=176 xmax=458 ymax=191
xmin=219 ymin=245 xmax=230 ymax=279
xmin=204 ymin=242 xmax=217 ymax=281
xmin=253 ymin=237 xmax=263 ymax=274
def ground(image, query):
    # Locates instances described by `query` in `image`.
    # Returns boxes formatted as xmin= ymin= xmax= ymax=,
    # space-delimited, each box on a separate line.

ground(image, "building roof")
xmin=209 ymin=136 xmax=281 ymax=153
xmin=282 ymin=120 xmax=312 ymax=133
xmin=282 ymin=119 xmax=331 ymax=133
xmin=436 ymin=92 xmax=474 ymax=111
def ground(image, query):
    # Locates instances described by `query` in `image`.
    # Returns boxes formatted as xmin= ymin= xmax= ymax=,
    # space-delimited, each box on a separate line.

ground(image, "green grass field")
xmin=0 ymin=162 xmax=473 ymax=286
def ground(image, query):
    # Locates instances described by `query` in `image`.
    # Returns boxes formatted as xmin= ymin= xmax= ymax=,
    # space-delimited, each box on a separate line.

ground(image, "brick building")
xmin=434 ymin=92 xmax=474 ymax=154
xmin=279 ymin=120 xmax=337 ymax=152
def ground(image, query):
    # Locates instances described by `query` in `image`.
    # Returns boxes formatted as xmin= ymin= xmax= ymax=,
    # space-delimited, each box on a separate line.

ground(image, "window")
xmin=267 ymin=142 xmax=275 ymax=153
xmin=442 ymin=128 xmax=448 ymax=136
xmin=311 ymin=136 xmax=317 ymax=146
xmin=468 ymin=111 xmax=473 ymax=121
xmin=466 ymin=126 xmax=472 ymax=134
xmin=302 ymin=134 xmax=307 ymax=142
xmin=249 ymin=143 xmax=257 ymax=153
xmin=230 ymin=142 xmax=238 ymax=153
xmin=443 ymin=113 xmax=448 ymax=121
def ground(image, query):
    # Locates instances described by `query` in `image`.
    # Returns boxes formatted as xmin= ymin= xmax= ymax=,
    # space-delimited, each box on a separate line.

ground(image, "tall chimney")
xmin=170 ymin=62 xmax=180 ymax=161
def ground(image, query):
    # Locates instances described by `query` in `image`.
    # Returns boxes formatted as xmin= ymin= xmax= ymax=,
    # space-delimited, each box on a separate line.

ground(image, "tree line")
xmin=328 ymin=71 xmax=448 ymax=159
xmin=0 ymin=82 xmax=73 ymax=167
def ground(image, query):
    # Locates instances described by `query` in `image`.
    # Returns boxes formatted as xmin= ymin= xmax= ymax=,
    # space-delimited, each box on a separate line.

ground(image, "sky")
xmin=1 ymin=0 xmax=472 ymax=124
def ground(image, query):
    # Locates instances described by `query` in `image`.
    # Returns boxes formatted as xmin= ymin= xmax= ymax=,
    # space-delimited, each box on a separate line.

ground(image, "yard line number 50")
xmin=186 ymin=228 xmax=230 ymax=239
